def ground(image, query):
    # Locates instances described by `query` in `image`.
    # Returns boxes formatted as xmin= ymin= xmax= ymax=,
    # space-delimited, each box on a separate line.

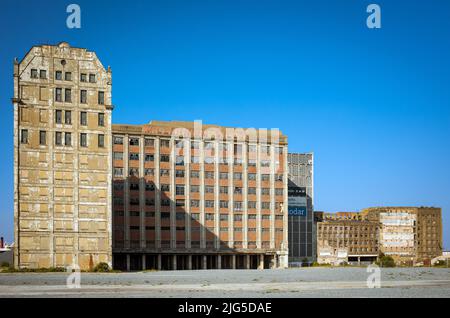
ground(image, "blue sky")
xmin=1 ymin=0 xmax=449 ymax=248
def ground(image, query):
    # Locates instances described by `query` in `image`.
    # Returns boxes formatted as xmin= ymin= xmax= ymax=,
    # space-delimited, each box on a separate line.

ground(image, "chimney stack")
xmin=0 ymin=237 xmax=4 ymax=248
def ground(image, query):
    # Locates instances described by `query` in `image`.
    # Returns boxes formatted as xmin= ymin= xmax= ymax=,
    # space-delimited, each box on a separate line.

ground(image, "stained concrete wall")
xmin=14 ymin=42 xmax=113 ymax=269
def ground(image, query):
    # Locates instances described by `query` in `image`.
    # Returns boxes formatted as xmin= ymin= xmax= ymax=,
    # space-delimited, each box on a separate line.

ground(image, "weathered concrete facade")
xmin=13 ymin=42 xmax=113 ymax=269
xmin=362 ymin=207 xmax=442 ymax=265
xmin=316 ymin=212 xmax=380 ymax=265
xmin=111 ymin=121 xmax=289 ymax=270
xmin=316 ymin=207 xmax=443 ymax=266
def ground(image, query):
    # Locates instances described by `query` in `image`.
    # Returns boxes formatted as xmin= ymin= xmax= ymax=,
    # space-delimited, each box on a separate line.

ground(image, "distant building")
xmin=361 ymin=207 xmax=442 ymax=265
xmin=316 ymin=212 xmax=380 ymax=265
xmin=287 ymin=153 xmax=314 ymax=265
xmin=316 ymin=207 xmax=443 ymax=266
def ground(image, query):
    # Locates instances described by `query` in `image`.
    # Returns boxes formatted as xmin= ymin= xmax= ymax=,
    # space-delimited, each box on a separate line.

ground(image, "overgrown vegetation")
xmin=0 ymin=267 xmax=66 ymax=273
xmin=376 ymin=253 xmax=396 ymax=268
xmin=92 ymin=262 xmax=111 ymax=272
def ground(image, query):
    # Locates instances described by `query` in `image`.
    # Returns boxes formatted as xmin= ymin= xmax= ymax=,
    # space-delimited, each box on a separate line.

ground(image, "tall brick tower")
xmin=13 ymin=42 xmax=113 ymax=269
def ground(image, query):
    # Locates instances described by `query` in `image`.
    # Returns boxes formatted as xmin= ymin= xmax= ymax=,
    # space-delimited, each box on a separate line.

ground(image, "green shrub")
xmin=378 ymin=255 xmax=396 ymax=268
xmin=93 ymin=262 xmax=110 ymax=272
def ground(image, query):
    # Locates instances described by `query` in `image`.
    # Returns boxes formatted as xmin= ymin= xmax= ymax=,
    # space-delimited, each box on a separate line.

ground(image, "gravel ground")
xmin=0 ymin=267 xmax=449 ymax=298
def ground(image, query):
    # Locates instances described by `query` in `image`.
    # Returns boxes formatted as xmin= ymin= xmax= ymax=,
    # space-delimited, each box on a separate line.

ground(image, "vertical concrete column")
xmin=170 ymin=138 xmax=176 ymax=249
xmin=214 ymin=139 xmax=220 ymax=250
xmin=256 ymin=144 xmax=262 ymax=249
xmin=187 ymin=255 xmax=192 ymax=270
xmin=124 ymin=134 xmax=130 ymax=249
xmin=172 ymin=254 xmax=177 ymax=270
xmin=246 ymin=255 xmax=250 ymax=269
xmin=217 ymin=255 xmax=221 ymax=269
xmin=185 ymin=139 xmax=191 ymax=249
xmin=271 ymin=255 xmax=277 ymax=269
xmin=126 ymin=254 xmax=131 ymax=271
xmin=228 ymin=141 xmax=234 ymax=248
xmin=269 ymin=144 xmax=276 ymax=250
xmin=155 ymin=138 xmax=161 ymax=248
xmin=199 ymin=140 xmax=206 ymax=249
xmin=157 ymin=254 xmax=162 ymax=270
xmin=203 ymin=255 xmax=207 ymax=269
xmin=242 ymin=142 xmax=248 ymax=249
xmin=258 ymin=254 xmax=264 ymax=270
xmin=139 ymin=136 xmax=146 ymax=249
xmin=142 ymin=254 xmax=146 ymax=270
xmin=232 ymin=254 xmax=236 ymax=269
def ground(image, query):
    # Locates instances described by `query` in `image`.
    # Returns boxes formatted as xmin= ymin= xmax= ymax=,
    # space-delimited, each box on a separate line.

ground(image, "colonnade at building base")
xmin=113 ymin=253 xmax=280 ymax=271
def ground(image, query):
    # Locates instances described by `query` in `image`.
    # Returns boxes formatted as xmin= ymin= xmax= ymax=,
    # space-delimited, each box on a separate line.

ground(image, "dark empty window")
xmin=80 ymin=73 xmax=87 ymax=82
xmin=129 ymin=138 xmax=139 ymax=146
xmin=145 ymin=154 xmax=154 ymax=162
xmin=80 ymin=133 xmax=87 ymax=147
xmin=80 ymin=90 xmax=87 ymax=103
xmin=98 ymin=134 xmax=105 ymax=148
xmin=65 ymin=89 xmax=71 ymax=102
xmin=31 ymin=69 xmax=38 ymax=79
xmin=55 ymin=110 xmax=62 ymax=124
xmin=55 ymin=71 xmax=62 ymax=80
xmin=20 ymin=129 xmax=28 ymax=144
xmin=160 ymin=155 xmax=170 ymax=162
xmin=55 ymin=88 xmax=62 ymax=102
xmin=80 ymin=111 xmax=87 ymax=125
xmin=39 ymin=70 xmax=46 ymax=79
xmin=89 ymin=74 xmax=96 ymax=83
xmin=64 ymin=132 xmax=71 ymax=146
xmin=114 ymin=136 xmax=123 ymax=144
xmin=98 ymin=113 xmax=104 ymax=126
xmin=98 ymin=91 xmax=104 ymax=105
xmin=55 ymin=132 xmax=62 ymax=146
xmin=160 ymin=140 xmax=170 ymax=148
xmin=39 ymin=131 xmax=46 ymax=145
xmin=65 ymin=72 xmax=72 ymax=81
xmin=65 ymin=110 xmax=71 ymax=124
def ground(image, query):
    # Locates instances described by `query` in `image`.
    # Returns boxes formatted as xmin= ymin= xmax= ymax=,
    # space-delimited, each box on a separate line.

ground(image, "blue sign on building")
xmin=288 ymin=206 xmax=307 ymax=216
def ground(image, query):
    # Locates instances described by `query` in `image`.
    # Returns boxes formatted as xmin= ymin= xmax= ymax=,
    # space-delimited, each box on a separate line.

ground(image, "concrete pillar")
xmin=126 ymin=254 xmax=130 ymax=271
xmin=187 ymin=255 xmax=192 ymax=270
xmin=271 ymin=255 xmax=277 ymax=269
xmin=203 ymin=255 xmax=207 ymax=269
xmin=157 ymin=254 xmax=162 ymax=270
xmin=142 ymin=254 xmax=146 ymax=270
xmin=172 ymin=255 xmax=177 ymax=270
xmin=232 ymin=255 xmax=236 ymax=269
xmin=217 ymin=255 xmax=221 ymax=270
xmin=246 ymin=255 xmax=250 ymax=269
xmin=258 ymin=254 xmax=264 ymax=270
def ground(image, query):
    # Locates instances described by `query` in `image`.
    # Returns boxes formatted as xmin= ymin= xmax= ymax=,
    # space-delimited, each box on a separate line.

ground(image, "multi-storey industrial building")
xmin=111 ymin=121 xmax=289 ymax=270
xmin=13 ymin=42 xmax=113 ymax=269
xmin=315 ymin=212 xmax=380 ymax=265
xmin=361 ymin=207 xmax=442 ymax=265
xmin=316 ymin=207 xmax=443 ymax=265
xmin=287 ymin=153 xmax=314 ymax=265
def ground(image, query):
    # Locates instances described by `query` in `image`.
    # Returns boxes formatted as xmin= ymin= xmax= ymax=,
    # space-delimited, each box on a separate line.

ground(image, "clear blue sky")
xmin=1 ymin=0 xmax=449 ymax=249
